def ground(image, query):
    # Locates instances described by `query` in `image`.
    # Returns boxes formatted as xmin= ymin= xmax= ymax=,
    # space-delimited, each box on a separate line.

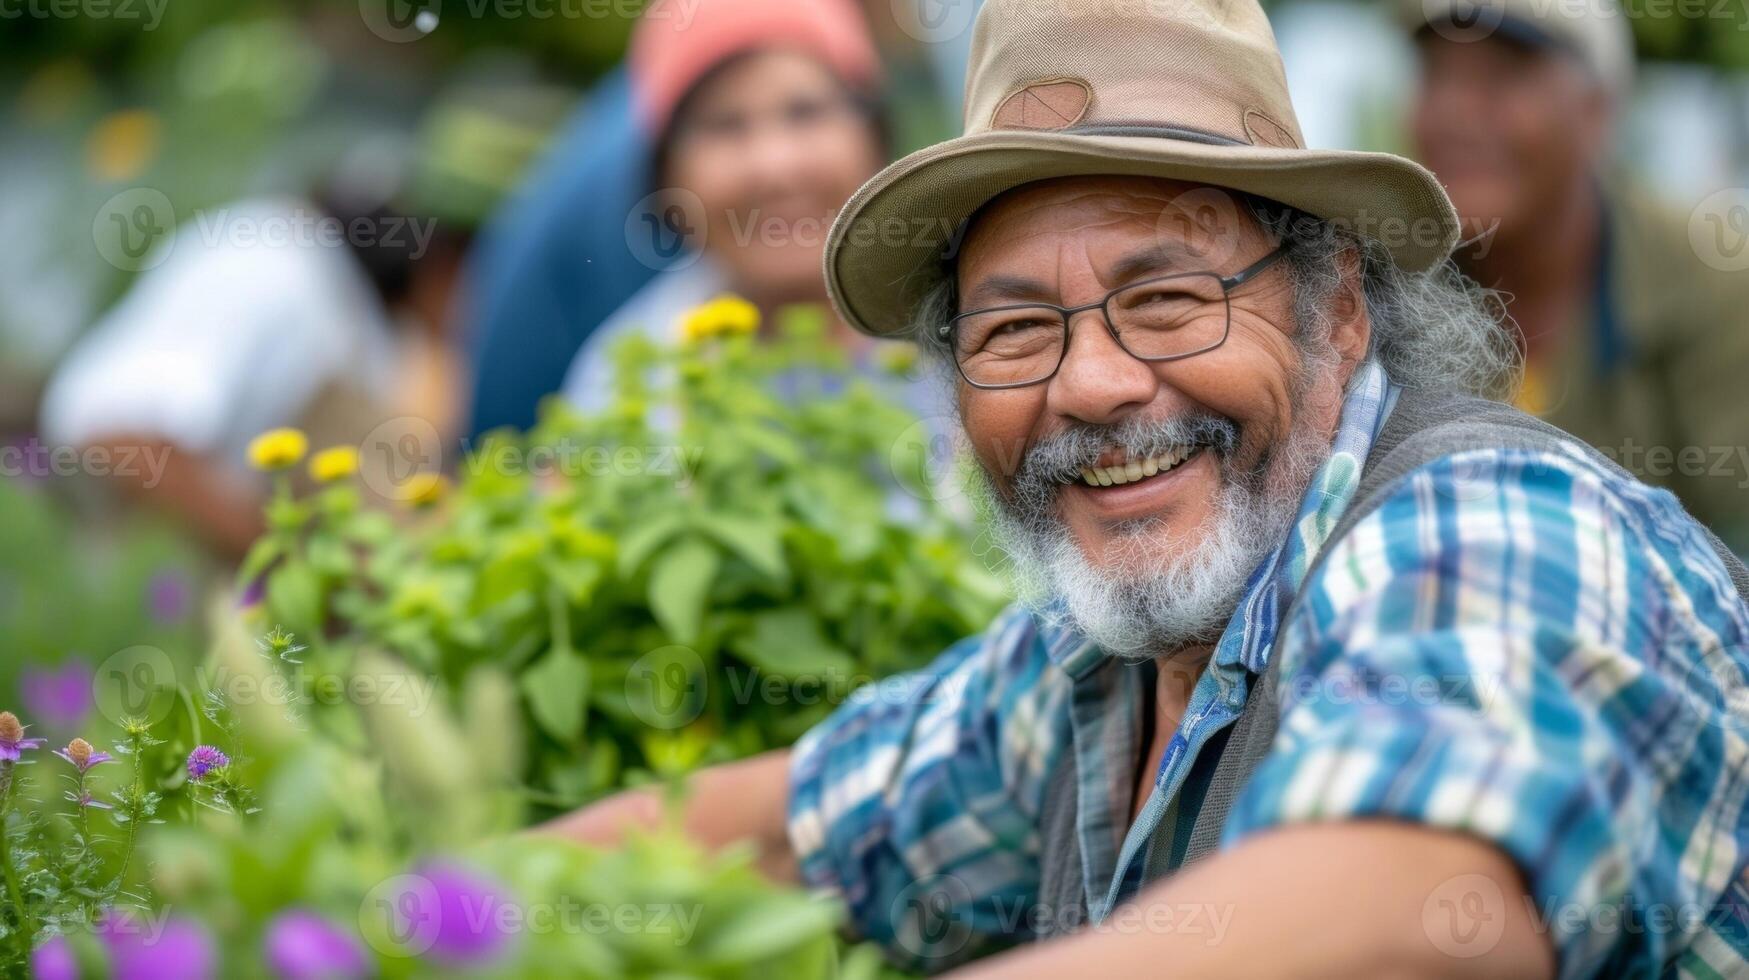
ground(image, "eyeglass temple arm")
xmin=1221 ymin=244 xmax=1290 ymax=289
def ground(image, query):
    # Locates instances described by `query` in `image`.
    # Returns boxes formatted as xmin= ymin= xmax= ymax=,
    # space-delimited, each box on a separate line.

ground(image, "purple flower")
xmin=185 ymin=745 xmax=229 ymax=782
xmin=55 ymin=737 xmax=113 ymax=773
xmin=31 ymin=935 xmax=78 ymax=980
xmin=263 ymin=909 xmax=370 ymax=980
xmin=396 ymin=862 xmax=515 ymax=965
xmin=147 ymin=569 xmax=192 ymax=626
xmin=238 ymin=574 xmax=268 ymax=609
xmin=18 ymin=660 xmax=93 ymax=730
xmin=99 ymin=911 xmax=217 ymax=980
xmin=0 ymin=711 xmax=46 ymax=762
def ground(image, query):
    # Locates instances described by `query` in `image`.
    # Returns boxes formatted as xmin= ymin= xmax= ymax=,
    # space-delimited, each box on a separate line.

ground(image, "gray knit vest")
xmin=1032 ymin=386 xmax=1749 ymax=938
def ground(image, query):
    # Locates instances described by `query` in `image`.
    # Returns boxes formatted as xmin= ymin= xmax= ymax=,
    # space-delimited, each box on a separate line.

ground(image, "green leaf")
xmin=648 ymin=536 xmax=720 ymax=644
xmin=238 ymin=534 xmax=285 ymax=582
xmin=730 ymin=607 xmax=855 ymax=679
xmin=521 ymin=647 xmax=590 ymax=743
xmin=266 ymin=560 xmax=323 ymax=634
xmin=695 ymin=511 xmax=788 ymax=581
xmin=615 ymin=511 xmax=688 ymax=578
xmin=698 ymin=892 xmax=843 ymax=964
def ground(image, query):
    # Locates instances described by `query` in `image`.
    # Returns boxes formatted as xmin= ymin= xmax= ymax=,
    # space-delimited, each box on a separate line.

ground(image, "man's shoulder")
xmin=1332 ymin=410 xmax=1744 ymax=612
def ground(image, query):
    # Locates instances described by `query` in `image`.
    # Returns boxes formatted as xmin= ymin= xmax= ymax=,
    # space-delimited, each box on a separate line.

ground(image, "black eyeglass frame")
xmin=941 ymin=244 xmax=1291 ymax=390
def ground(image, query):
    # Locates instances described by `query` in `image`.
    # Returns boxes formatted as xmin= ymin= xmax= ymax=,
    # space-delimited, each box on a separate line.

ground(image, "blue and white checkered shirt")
xmin=786 ymin=360 xmax=1749 ymax=977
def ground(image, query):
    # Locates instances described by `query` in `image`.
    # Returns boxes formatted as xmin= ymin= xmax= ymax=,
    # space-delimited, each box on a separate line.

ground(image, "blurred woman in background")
xmin=560 ymin=0 xmax=921 ymax=411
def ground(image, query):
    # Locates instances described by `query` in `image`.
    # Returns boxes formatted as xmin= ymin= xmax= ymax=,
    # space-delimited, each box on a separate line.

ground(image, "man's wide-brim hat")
xmin=824 ymin=0 xmax=1460 ymax=337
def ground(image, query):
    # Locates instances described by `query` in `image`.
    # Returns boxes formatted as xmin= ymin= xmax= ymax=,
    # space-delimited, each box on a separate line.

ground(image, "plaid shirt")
xmin=787 ymin=360 xmax=1749 ymax=977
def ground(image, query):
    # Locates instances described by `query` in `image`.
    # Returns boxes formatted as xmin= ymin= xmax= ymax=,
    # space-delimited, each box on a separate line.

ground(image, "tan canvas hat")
xmin=824 ymin=0 xmax=1461 ymax=338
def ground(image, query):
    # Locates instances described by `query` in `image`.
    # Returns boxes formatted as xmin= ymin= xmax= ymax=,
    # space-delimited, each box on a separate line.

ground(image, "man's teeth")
xmin=1078 ymin=447 xmax=1198 ymax=487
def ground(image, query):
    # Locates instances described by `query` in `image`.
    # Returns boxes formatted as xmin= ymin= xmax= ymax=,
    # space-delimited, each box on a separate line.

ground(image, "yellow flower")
xmin=247 ymin=428 xmax=308 ymax=471
xmin=403 ymin=472 xmax=449 ymax=508
xmin=86 ymin=108 xmax=161 ymax=181
xmin=308 ymin=445 xmax=361 ymax=483
xmin=680 ymin=295 xmax=760 ymax=343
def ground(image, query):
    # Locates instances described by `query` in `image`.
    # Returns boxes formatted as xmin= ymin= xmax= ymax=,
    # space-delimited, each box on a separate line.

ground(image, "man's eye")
xmin=1128 ymin=289 xmax=1196 ymax=307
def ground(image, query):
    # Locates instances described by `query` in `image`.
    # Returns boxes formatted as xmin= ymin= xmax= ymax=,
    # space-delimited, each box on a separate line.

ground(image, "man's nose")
xmin=1044 ymin=308 xmax=1159 ymax=425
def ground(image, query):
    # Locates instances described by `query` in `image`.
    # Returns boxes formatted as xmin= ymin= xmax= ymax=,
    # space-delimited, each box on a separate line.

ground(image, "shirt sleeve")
xmin=1222 ymin=447 xmax=1749 ymax=978
xmin=787 ymin=605 xmax=1072 ymax=971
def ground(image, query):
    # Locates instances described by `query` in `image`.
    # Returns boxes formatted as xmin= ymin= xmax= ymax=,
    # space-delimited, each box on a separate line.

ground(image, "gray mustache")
xmin=1013 ymin=412 xmax=1241 ymax=501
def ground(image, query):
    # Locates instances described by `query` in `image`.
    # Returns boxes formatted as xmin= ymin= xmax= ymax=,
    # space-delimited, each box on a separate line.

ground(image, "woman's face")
xmin=663 ymin=50 xmax=885 ymax=307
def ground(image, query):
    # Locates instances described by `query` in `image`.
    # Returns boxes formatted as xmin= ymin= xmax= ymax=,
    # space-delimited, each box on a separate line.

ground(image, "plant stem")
xmin=0 ymin=763 xmax=35 ymax=960
xmin=110 ymin=733 xmax=146 ymax=895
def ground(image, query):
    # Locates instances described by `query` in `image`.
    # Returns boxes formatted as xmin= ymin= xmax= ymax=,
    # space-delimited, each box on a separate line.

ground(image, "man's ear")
xmin=1328 ymin=245 xmax=1372 ymax=376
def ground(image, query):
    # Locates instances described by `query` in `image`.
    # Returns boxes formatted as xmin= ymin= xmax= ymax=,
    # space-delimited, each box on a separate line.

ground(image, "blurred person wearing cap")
xmin=556 ymin=0 xmax=936 ymax=413
xmin=1407 ymin=0 xmax=1749 ymax=555
xmin=548 ymin=0 xmax=1749 ymax=975
xmin=34 ymin=94 xmax=535 ymax=558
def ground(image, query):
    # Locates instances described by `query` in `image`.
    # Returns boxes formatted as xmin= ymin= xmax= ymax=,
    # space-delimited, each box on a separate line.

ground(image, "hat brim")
xmin=824 ymin=129 xmax=1459 ymax=337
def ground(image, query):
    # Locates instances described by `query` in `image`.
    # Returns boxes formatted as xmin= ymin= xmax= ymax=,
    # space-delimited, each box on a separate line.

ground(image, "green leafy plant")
xmin=238 ymin=304 xmax=1004 ymax=817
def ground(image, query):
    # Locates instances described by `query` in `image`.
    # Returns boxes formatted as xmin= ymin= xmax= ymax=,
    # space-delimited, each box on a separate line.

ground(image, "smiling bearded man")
xmin=547 ymin=1 xmax=1749 ymax=977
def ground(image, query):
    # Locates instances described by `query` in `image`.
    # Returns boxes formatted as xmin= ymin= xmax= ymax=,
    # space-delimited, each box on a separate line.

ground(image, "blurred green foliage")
xmin=242 ymin=305 xmax=1005 ymax=818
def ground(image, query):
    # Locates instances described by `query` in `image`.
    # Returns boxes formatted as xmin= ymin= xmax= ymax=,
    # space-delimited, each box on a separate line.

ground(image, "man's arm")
xmin=537 ymin=749 xmax=797 ymax=883
xmin=952 ymin=821 xmax=1554 ymax=979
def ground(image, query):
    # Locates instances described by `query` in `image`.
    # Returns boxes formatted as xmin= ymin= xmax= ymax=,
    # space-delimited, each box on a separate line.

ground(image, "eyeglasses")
xmin=942 ymin=245 xmax=1290 ymax=390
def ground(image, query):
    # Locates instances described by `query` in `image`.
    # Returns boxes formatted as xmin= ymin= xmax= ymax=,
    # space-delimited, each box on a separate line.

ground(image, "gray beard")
xmin=972 ymin=376 xmax=1338 ymax=661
